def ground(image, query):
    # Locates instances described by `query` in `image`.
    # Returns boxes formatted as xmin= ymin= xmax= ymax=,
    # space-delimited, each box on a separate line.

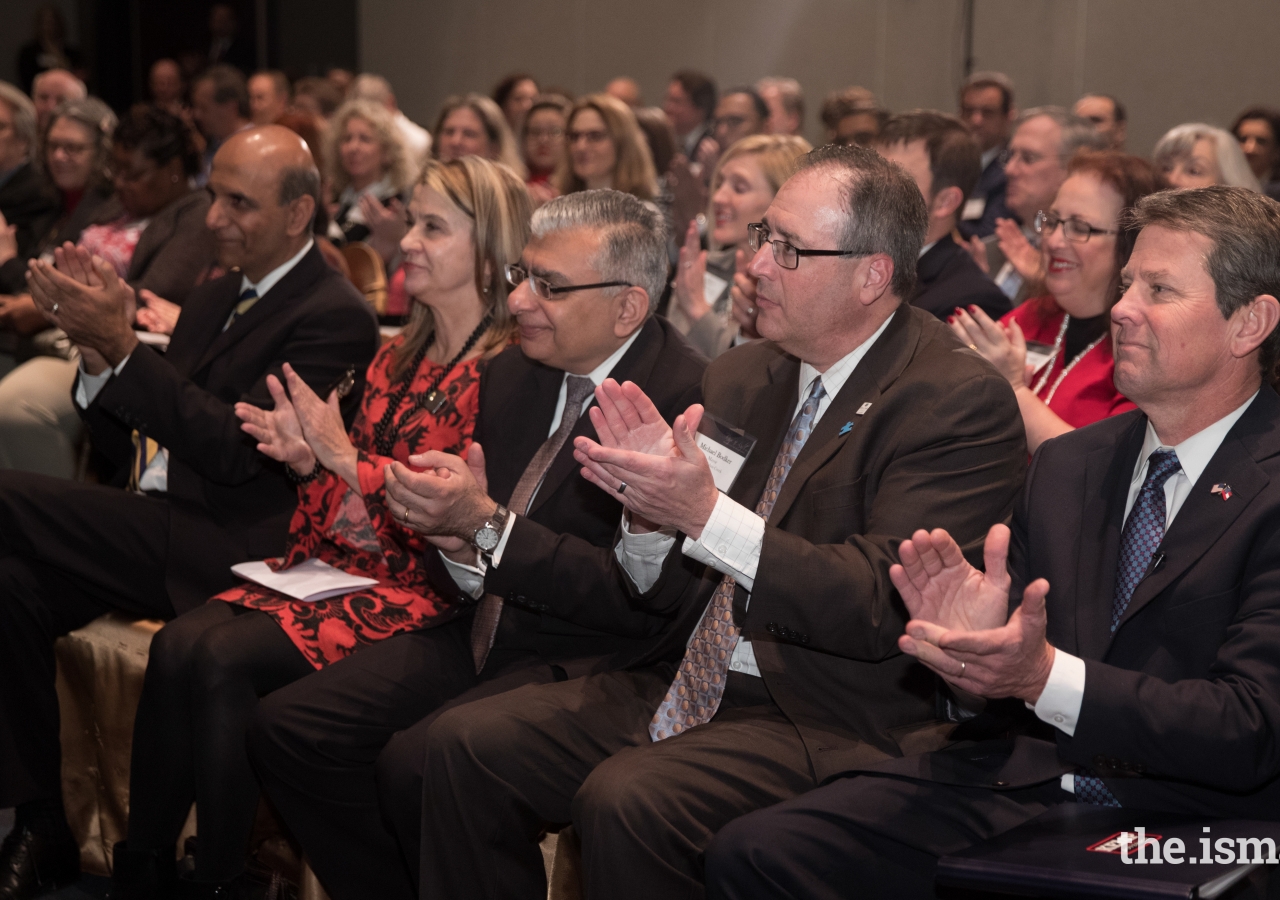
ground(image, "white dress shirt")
xmin=1035 ymin=391 xmax=1257 ymax=791
xmin=76 ymin=239 xmax=315 ymax=493
xmin=440 ymin=328 xmax=644 ymax=597
xmin=617 ymin=312 xmax=897 ymax=677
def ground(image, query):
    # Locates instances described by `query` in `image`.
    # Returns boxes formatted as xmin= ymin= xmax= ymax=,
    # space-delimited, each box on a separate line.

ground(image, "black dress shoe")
xmin=0 ymin=825 xmax=80 ymax=899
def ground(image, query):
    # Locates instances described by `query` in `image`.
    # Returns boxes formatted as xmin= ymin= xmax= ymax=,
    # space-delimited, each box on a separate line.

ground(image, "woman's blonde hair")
xmin=707 ymin=134 xmax=812 ymax=249
xmin=431 ymin=94 xmax=527 ymax=180
xmin=325 ymin=99 xmax=414 ymax=197
xmin=392 ymin=155 xmax=533 ymax=380
xmin=553 ymin=93 xmax=658 ymax=201
xmin=1153 ymin=123 xmax=1261 ymax=192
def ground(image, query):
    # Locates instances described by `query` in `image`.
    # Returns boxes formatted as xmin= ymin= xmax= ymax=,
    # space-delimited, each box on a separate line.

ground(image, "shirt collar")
xmin=239 ymin=238 xmax=314 ymax=299
xmin=571 ymin=324 xmax=644 ymax=390
xmin=981 ymin=145 xmax=1003 ymax=171
xmin=1134 ymin=390 xmax=1259 ymax=489
xmin=797 ymin=309 xmax=896 ymax=405
xmin=918 ymin=240 xmax=938 ymax=259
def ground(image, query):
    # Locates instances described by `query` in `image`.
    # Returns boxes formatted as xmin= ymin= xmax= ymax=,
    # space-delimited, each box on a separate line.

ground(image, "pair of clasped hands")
xmin=375 ymin=376 xmax=1057 ymax=704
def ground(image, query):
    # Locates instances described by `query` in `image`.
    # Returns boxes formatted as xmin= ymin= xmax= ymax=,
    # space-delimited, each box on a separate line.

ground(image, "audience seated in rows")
xmin=0 ymin=82 xmax=60 ymax=310
xmin=520 ymin=95 xmax=570 ymax=205
xmin=668 ymin=133 xmax=811 ymax=358
xmin=350 ymin=73 xmax=432 ymax=166
xmin=755 ymin=76 xmax=804 ymax=136
xmin=0 ymin=125 xmax=378 ymax=900
xmin=430 ymin=93 xmax=525 ymax=178
xmin=710 ymin=87 xmax=768 ymax=158
xmin=1233 ymin=105 xmax=1280 ymax=198
xmin=190 ymin=64 xmax=250 ymax=186
xmin=819 ymin=85 xmax=885 ymax=148
xmin=246 ymin=190 xmax=707 ymax=900
xmin=492 ymin=73 xmax=540 ymax=133
xmin=874 ymin=110 xmax=1010 ymax=322
xmin=247 ymin=69 xmax=290 ymax=126
xmin=707 ymin=184 xmax=1280 ymax=900
xmin=605 ymin=76 xmax=642 ymax=108
xmin=663 ymin=69 xmax=717 ymax=163
xmin=1073 ymin=92 xmax=1127 ymax=150
xmin=30 ymin=69 xmax=85 ymax=134
xmin=324 ymin=98 xmax=415 ymax=263
xmin=1154 ymin=121 xmax=1260 ymax=192
xmin=111 ymin=155 xmax=530 ymax=898
xmin=0 ymin=105 xmax=218 ymax=480
xmin=954 ymin=150 xmax=1162 ymax=452
xmin=957 ymin=70 xmax=1016 ymax=239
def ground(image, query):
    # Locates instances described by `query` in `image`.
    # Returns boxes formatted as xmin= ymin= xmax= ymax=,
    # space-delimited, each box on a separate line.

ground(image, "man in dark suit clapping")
xmin=707 ymin=185 xmax=1280 ymax=900
xmin=0 ymin=125 xmax=377 ymax=900
xmin=410 ymin=145 xmax=1027 ymax=899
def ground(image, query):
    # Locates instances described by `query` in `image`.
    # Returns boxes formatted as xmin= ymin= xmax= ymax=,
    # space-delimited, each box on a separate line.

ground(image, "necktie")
xmin=650 ymin=376 xmax=827 ymax=741
xmin=224 ymin=286 xmax=259 ymax=331
xmin=1076 ymin=447 xmax=1181 ymax=806
xmin=127 ymin=431 xmax=160 ymax=493
xmin=469 ymin=374 xmax=597 ymax=673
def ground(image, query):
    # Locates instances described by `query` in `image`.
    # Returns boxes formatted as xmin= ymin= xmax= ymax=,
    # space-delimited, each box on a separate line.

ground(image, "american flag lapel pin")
xmin=1211 ymin=483 xmax=1233 ymax=500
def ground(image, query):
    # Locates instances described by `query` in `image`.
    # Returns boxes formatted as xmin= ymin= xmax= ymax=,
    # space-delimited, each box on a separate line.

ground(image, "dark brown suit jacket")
xmin=636 ymin=304 xmax=1028 ymax=783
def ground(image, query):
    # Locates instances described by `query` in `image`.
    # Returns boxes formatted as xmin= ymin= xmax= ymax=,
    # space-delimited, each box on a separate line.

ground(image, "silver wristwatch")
xmin=472 ymin=504 xmax=510 ymax=555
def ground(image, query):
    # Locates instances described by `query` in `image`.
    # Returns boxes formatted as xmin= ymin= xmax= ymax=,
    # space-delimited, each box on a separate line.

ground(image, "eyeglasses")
xmin=961 ymin=104 xmax=1005 ymax=120
xmin=746 ymin=222 xmax=857 ymax=270
xmin=526 ymin=127 xmax=564 ymax=140
xmin=47 ymin=140 xmax=91 ymax=156
xmin=567 ymin=129 xmax=609 ymax=145
xmin=1034 ymin=211 xmax=1118 ymax=243
xmin=504 ymin=264 xmax=632 ymax=299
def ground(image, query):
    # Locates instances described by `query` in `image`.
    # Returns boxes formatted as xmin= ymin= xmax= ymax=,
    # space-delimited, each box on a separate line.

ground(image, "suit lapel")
xmin=769 ymin=307 xmax=919 ymax=525
xmin=489 ymin=360 xmax=562 ymax=508
xmin=163 ymin=274 xmax=239 ymax=377
xmin=1111 ymin=425 xmax=1269 ymax=641
xmin=726 ymin=352 xmax=799 ymax=510
xmin=1075 ymin=418 xmax=1144 ymax=660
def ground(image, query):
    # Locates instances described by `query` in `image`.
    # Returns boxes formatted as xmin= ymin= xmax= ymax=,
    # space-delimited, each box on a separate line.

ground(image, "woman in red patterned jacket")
xmin=112 ymin=156 xmax=533 ymax=898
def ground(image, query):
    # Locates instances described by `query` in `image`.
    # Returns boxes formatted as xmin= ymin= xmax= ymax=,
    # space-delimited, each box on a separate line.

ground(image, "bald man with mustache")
xmin=0 ymin=126 xmax=377 ymax=900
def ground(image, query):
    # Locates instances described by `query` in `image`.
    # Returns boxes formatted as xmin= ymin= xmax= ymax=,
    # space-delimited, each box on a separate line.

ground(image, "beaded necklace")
xmin=371 ymin=311 xmax=493 ymax=457
xmin=1029 ymin=313 xmax=1106 ymax=406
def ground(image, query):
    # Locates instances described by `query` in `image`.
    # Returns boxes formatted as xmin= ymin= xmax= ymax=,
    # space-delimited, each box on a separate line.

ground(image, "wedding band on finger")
xmin=968 ymin=344 xmax=977 ymax=351
xmin=617 ymin=481 xmax=628 ymax=495
xmin=959 ymin=661 xmax=966 ymax=675
xmin=51 ymin=302 xmax=59 ymax=315
xmin=747 ymin=306 xmax=755 ymax=315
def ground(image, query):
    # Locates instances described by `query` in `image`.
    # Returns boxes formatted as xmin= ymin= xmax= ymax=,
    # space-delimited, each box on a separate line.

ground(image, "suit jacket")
xmin=983 ymin=234 xmax=1039 ymax=307
xmin=958 ymin=151 xmax=1012 ymax=240
xmin=126 ymin=190 xmax=218 ymax=304
xmin=0 ymin=161 xmax=60 ymax=266
xmin=0 ymin=184 xmax=119 ymax=295
xmin=869 ymin=387 xmax=1280 ymax=820
xmin=77 ymin=244 xmax=379 ymax=614
xmin=912 ymin=233 xmax=1011 ymax=322
xmin=424 ymin=316 xmax=707 ymax=677
xmin=634 ymin=305 xmax=1027 ymax=783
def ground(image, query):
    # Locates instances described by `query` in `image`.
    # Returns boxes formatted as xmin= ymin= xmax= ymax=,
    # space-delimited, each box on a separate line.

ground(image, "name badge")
xmin=696 ymin=412 xmax=757 ymax=493
xmin=703 ymin=270 xmax=729 ymax=302
xmin=962 ymin=197 xmax=986 ymax=221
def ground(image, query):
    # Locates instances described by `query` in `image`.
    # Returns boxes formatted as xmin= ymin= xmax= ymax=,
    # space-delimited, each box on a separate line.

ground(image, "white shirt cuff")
xmin=1061 ymin=773 xmax=1076 ymax=793
xmin=439 ymin=547 xmax=486 ymax=599
xmin=75 ymin=352 xmax=130 ymax=409
xmin=1031 ymin=648 xmax=1086 ymax=737
xmin=680 ymin=491 xmax=763 ymax=592
xmin=487 ymin=508 xmax=519 ymax=568
xmin=615 ymin=511 xmax=677 ymax=593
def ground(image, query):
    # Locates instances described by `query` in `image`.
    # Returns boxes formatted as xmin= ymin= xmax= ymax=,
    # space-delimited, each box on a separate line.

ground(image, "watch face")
xmin=474 ymin=524 xmax=500 ymax=552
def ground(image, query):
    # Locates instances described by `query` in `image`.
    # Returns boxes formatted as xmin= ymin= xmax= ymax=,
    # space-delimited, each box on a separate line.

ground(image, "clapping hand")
xmin=673 ymin=220 xmax=710 ymax=322
xmin=994 ymin=217 xmax=1044 ymax=283
xmin=949 ymin=305 xmax=1028 ymax=389
xmin=893 ymin=525 xmax=1055 ymax=704
xmin=357 ymin=194 xmax=410 ymax=264
xmin=26 ymin=244 xmax=137 ymax=368
xmin=0 ymin=211 xmax=16 ymax=266
xmin=236 ymin=373 xmax=316 ymax=477
xmin=572 ymin=381 xmax=716 ymax=538
xmin=135 ymin=289 xmax=181 ymax=335
xmin=278 ymin=362 xmax=359 ymax=489
xmin=729 ymin=248 xmax=761 ymax=339
xmin=384 ymin=444 xmax=496 ymax=547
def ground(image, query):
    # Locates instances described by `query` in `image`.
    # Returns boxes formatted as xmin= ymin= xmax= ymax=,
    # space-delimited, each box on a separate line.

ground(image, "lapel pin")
xmin=1211 ymin=483 xmax=1233 ymax=500
xmin=839 ymin=421 xmax=853 ymax=436
xmin=856 ymin=402 xmax=872 ymax=416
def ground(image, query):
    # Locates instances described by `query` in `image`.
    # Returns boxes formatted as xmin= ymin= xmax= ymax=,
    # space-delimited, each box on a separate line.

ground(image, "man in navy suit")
xmin=707 ymin=185 xmax=1280 ymax=899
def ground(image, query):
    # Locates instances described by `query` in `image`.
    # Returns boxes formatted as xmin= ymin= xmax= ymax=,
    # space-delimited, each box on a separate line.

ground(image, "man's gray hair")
xmin=0 ymin=82 xmax=37 ymax=159
xmin=756 ymin=76 xmax=805 ymax=120
xmin=1016 ymin=106 xmax=1107 ymax=165
xmin=351 ymin=73 xmax=394 ymax=107
xmin=793 ymin=144 xmax=928 ymax=299
xmin=530 ymin=189 xmax=670 ymax=314
xmin=1126 ymin=185 xmax=1280 ymax=378
xmin=280 ymin=164 xmax=321 ymax=230
xmin=1153 ymin=123 xmax=1260 ymax=192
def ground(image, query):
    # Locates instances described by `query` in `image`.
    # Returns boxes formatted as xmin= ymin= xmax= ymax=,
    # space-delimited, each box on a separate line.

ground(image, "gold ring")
xmin=959 ymin=661 xmax=966 ymax=675
xmin=968 ymin=344 xmax=977 ymax=351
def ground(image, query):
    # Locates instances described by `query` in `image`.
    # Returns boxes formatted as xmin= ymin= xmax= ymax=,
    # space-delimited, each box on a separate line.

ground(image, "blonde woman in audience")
xmin=431 ymin=93 xmax=526 ymax=178
xmin=553 ymin=93 xmax=659 ymax=201
xmin=669 ymin=133 xmax=811 ymax=358
xmin=112 ymin=156 xmax=532 ymax=899
xmin=325 ymin=98 xmax=416 ymax=262
xmin=1153 ymin=122 xmax=1260 ymax=191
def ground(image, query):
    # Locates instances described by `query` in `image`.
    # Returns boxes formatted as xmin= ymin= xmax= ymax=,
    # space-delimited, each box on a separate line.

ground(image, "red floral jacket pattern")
xmin=212 ymin=334 xmax=497 ymax=668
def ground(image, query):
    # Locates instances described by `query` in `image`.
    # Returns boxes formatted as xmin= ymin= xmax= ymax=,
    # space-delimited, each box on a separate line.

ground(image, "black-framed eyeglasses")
xmin=746 ymin=222 xmax=857 ymax=270
xmin=504 ymin=264 xmax=632 ymax=300
xmin=1034 ymin=211 xmax=1118 ymax=244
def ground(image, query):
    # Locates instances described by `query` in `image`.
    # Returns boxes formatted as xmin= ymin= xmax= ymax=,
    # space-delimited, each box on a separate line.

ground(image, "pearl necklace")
xmin=1029 ymin=313 xmax=1106 ymax=406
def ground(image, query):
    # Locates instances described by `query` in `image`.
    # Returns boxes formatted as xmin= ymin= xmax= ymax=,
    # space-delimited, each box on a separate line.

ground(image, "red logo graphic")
xmin=1087 ymin=832 xmax=1162 ymax=856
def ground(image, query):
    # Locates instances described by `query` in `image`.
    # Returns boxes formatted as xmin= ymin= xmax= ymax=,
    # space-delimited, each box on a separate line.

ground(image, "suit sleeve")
xmin=83 ymin=296 xmax=377 ymax=486
xmin=744 ymin=369 xmax=1026 ymax=661
xmin=1057 ymin=534 xmax=1280 ymax=793
xmin=129 ymin=204 xmax=218 ymax=304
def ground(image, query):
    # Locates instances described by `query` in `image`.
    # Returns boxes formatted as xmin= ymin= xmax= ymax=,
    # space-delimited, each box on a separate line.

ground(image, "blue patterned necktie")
xmin=224 ymin=286 xmax=259 ymax=331
xmin=650 ymin=376 xmax=827 ymax=741
xmin=1076 ymin=448 xmax=1181 ymax=806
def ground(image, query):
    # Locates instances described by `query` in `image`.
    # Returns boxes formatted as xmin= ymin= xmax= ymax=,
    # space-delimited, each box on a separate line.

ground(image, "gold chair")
xmin=340 ymin=242 xmax=388 ymax=316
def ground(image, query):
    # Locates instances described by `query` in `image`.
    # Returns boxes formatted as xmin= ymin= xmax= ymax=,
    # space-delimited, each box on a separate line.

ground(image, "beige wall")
xmin=361 ymin=0 xmax=1280 ymax=157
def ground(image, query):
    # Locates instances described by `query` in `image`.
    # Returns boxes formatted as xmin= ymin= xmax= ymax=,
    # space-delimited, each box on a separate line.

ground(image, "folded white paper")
xmin=230 ymin=558 xmax=378 ymax=603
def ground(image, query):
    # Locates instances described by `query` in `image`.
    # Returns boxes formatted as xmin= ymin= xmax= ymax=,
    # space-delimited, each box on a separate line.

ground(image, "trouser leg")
xmin=0 ymin=356 xmax=82 ymax=479
xmin=0 ymin=472 xmax=172 ymax=809
xmin=247 ymin=620 xmax=480 ymax=900
xmin=417 ymin=667 xmax=673 ymax=900
xmin=705 ymin=774 xmax=1066 ymax=900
